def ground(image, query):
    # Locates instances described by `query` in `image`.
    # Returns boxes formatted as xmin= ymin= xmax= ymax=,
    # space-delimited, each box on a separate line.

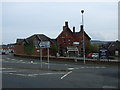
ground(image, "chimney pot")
xmin=63 ymin=26 xmax=65 ymax=30
xmin=80 ymin=25 xmax=84 ymax=31
xmin=65 ymin=21 xmax=68 ymax=27
xmin=73 ymin=27 xmax=75 ymax=33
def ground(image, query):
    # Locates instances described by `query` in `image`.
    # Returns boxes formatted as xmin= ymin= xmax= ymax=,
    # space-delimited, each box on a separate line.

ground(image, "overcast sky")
xmin=1 ymin=1 xmax=118 ymax=44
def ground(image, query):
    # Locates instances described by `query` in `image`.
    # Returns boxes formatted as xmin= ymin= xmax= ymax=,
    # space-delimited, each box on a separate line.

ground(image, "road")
xmin=1 ymin=54 xmax=120 ymax=88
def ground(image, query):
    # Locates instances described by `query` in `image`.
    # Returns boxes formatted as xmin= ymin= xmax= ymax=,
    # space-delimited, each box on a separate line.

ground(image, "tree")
xmin=51 ymin=44 xmax=59 ymax=56
xmin=24 ymin=43 xmax=35 ymax=55
xmin=86 ymin=43 xmax=99 ymax=55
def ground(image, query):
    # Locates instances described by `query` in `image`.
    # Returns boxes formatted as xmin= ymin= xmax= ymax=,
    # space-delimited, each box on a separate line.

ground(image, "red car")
xmin=86 ymin=53 xmax=93 ymax=58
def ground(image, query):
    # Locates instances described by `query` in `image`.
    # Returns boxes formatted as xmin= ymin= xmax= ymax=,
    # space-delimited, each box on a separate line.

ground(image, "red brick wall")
xmin=15 ymin=42 xmax=51 ymax=57
xmin=57 ymin=27 xmax=74 ymax=47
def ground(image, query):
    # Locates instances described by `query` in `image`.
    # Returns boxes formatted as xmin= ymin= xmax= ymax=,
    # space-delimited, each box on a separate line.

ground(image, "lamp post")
xmin=81 ymin=10 xmax=85 ymax=64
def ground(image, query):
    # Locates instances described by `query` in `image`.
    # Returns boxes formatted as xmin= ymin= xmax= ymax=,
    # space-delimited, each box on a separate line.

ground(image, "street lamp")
xmin=81 ymin=10 xmax=84 ymax=25
xmin=81 ymin=10 xmax=85 ymax=64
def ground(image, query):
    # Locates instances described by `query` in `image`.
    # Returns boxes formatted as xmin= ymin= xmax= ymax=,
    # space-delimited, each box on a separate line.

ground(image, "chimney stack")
xmin=73 ymin=27 xmax=75 ymax=33
xmin=63 ymin=26 xmax=65 ymax=30
xmin=80 ymin=25 xmax=84 ymax=31
xmin=65 ymin=21 xmax=68 ymax=27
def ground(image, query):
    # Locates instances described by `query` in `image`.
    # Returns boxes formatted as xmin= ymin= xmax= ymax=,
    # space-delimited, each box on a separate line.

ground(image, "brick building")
xmin=57 ymin=21 xmax=91 ymax=57
xmin=14 ymin=34 xmax=55 ymax=57
xmin=14 ymin=21 xmax=91 ymax=57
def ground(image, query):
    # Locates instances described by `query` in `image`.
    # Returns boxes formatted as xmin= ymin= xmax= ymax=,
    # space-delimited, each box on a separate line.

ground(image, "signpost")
xmin=39 ymin=41 xmax=50 ymax=69
xmin=99 ymin=49 xmax=108 ymax=59
xmin=81 ymin=10 xmax=85 ymax=64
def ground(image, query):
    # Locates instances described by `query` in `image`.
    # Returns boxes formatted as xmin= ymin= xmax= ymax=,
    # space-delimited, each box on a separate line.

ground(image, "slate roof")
xmin=16 ymin=39 xmax=24 ymax=44
xmin=16 ymin=34 xmax=52 ymax=44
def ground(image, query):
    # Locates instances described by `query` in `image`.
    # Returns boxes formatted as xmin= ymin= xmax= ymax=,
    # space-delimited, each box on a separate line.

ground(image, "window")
xmin=34 ymin=40 xmax=40 ymax=48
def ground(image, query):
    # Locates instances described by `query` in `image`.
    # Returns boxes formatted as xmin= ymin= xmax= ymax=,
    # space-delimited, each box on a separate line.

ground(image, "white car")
xmin=91 ymin=53 xmax=99 ymax=59
xmin=2 ymin=50 xmax=9 ymax=55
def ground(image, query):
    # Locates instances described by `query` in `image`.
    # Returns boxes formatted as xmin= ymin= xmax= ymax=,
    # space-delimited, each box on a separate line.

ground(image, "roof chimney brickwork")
xmin=73 ymin=27 xmax=75 ymax=33
xmin=80 ymin=25 xmax=83 ymax=31
xmin=65 ymin=21 xmax=68 ymax=27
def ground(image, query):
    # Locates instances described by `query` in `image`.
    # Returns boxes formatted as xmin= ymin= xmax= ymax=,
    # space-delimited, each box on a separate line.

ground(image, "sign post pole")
xmin=81 ymin=10 xmax=85 ymax=64
xmin=40 ymin=48 xmax=42 ymax=68
xmin=48 ymin=48 xmax=49 ymax=69
xmin=40 ymin=41 xmax=50 ymax=69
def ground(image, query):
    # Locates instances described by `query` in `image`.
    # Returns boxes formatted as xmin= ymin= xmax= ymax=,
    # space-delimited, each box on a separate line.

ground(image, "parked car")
xmin=2 ymin=50 xmax=9 ymax=55
xmin=91 ymin=53 xmax=99 ymax=59
xmin=86 ymin=53 xmax=93 ymax=58
xmin=87 ymin=53 xmax=99 ymax=59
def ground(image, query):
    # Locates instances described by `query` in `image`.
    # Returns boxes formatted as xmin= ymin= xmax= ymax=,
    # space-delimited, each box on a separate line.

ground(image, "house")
xmin=106 ymin=41 xmax=120 ymax=56
xmin=14 ymin=34 xmax=55 ymax=57
xmin=99 ymin=40 xmax=120 ymax=57
xmin=57 ymin=21 xmax=91 ymax=57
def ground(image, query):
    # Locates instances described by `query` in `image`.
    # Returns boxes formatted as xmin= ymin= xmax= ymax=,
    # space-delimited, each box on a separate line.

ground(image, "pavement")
xmin=1 ymin=54 xmax=120 ymax=88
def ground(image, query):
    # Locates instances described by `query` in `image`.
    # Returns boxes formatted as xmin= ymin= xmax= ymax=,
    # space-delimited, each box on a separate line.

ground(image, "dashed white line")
xmin=68 ymin=68 xmax=74 ymax=70
xmin=102 ymin=86 xmax=117 ymax=88
xmin=40 ymin=72 xmax=65 ymax=75
xmin=3 ymin=71 xmax=17 ymax=73
xmin=86 ymin=67 xmax=94 ymax=68
xmin=81 ymin=67 xmax=85 ymax=68
xmin=7 ymin=72 xmax=65 ymax=77
xmin=2 ymin=68 xmax=13 ymax=69
xmin=61 ymin=71 xmax=72 ymax=80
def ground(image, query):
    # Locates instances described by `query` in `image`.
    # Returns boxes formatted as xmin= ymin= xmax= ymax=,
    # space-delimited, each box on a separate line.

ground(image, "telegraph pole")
xmin=81 ymin=10 xmax=86 ymax=64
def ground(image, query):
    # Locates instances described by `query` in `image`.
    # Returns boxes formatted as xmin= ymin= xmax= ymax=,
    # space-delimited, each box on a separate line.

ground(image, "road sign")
xmin=99 ymin=49 xmax=108 ymax=59
xmin=39 ymin=41 xmax=50 ymax=69
xmin=39 ymin=41 xmax=50 ymax=48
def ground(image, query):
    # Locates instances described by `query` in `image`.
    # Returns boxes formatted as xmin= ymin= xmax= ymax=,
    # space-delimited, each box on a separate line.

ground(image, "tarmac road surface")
xmin=1 ymin=54 xmax=120 ymax=88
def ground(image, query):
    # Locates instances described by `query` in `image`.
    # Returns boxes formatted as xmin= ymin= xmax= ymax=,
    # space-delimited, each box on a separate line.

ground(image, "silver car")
xmin=91 ymin=53 xmax=99 ymax=59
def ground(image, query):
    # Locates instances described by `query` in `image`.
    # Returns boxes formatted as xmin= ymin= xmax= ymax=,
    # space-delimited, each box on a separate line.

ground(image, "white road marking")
xmin=15 ymin=74 xmax=29 ymax=77
xmin=102 ymin=86 xmax=117 ymax=88
xmin=2 ymin=68 xmax=13 ymax=69
xmin=40 ymin=72 xmax=65 ymax=75
xmin=86 ymin=67 xmax=94 ymax=68
xmin=96 ymin=67 xmax=100 ymax=68
xmin=74 ymin=67 xmax=79 ymax=69
xmin=9 ymin=73 xmax=14 ymax=75
xmin=67 ymin=66 xmax=107 ymax=70
xmin=3 ymin=71 xmax=17 ymax=73
xmin=68 ymin=68 xmax=74 ymax=70
xmin=11 ymin=59 xmax=15 ymax=60
xmin=44 ymin=63 xmax=49 ymax=65
xmin=81 ymin=67 xmax=85 ymax=68
xmin=101 ymin=66 xmax=106 ymax=68
xmin=61 ymin=71 xmax=72 ymax=80
xmin=7 ymin=72 xmax=65 ymax=77
xmin=33 ymin=63 xmax=37 ymax=64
